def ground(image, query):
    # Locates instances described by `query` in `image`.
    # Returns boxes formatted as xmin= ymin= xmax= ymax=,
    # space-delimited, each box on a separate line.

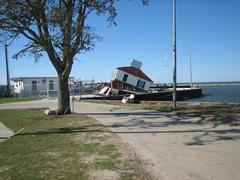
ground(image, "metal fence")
xmin=0 ymin=85 xmax=8 ymax=97
xmin=12 ymin=80 xmax=105 ymax=98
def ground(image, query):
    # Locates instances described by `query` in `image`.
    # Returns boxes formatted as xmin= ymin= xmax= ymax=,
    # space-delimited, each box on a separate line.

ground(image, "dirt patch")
xmin=65 ymin=114 xmax=152 ymax=179
xmin=89 ymin=169 xmax=120 ymax=180
xmin=0 ymin=165 xmax=11 ymax=173
xmin=81 ymin=154 xmax=108 ymax=164
xmin=44 ymin=152 xmax=61 ymax=157
xmin=69 ymin=114 xmax=152 ymax=179
xmin=103 ymin=132 xmax=153 ymax=180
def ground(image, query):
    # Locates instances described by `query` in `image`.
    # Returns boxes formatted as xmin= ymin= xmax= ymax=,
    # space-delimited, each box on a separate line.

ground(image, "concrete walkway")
xmin=0 ymin=99 xmax=240 ymax=180
xmin=0 ymin=122 xmax=14 ymax=142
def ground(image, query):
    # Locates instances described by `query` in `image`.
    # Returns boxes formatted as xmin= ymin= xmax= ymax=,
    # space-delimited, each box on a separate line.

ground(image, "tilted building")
xmin=110 ymin=59 xmax=153 ymax=93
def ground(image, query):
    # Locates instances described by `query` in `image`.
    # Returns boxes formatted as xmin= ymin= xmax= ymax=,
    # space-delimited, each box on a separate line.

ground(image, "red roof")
xmin=117 ymin=66 xmax=153 ymax=83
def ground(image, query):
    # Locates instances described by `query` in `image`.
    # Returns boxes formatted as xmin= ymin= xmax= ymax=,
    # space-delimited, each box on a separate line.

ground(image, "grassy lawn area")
xmin=84 ymin=100 xmax=240 ymax=126
xmin=0 ymin=109 xmax=150 ymax=179
xmin=0 ymin=97 xmax=34 ymax=104
xmin=139 ymin=101 xmax=240 ymax=126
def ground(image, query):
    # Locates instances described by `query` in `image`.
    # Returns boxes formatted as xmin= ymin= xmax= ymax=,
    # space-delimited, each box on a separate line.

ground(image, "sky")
xmin=1 ymin=0 xmax=240 ymax=84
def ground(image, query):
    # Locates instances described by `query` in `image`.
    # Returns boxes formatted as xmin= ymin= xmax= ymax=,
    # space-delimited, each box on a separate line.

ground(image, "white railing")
xmin=13 ymin=80 xmax=105 ymax=98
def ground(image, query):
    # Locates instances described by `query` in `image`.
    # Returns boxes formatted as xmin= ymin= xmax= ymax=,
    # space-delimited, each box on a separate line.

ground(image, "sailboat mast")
xmin=189 ymin=47 xmax=193 ymax=88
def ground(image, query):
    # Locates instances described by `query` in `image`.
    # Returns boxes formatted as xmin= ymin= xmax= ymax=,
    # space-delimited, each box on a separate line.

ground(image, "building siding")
xmin=12 ymin=77 xmax=59 ymax=94
xmin=112 ymin=69 xmax=152 ymax=91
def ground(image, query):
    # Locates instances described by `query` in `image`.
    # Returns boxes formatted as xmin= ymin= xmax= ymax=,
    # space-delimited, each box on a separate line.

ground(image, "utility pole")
xmin=189 ymin=47 xmax=193 ymax=88
xmin=172 ymin=0 xmax=177 ymax=109
xmin=4 ymin=44 xmax=10 ymax=97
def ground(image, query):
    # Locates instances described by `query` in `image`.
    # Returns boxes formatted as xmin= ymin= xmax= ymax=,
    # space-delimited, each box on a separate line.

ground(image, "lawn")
xmin=0 ymin=109 xmax=150 ymax=179
xmin=0 ymin=97 xmax=34 ymax=104
xmin=84 ymin=100 xmax=240 ymax=126
xmin=140 ymin=101 xmax=240 ymax=125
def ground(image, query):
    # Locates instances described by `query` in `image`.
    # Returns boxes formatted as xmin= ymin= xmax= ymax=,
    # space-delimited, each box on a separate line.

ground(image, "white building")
xmin=111 ymin=59 xmax=153 ymax=92
xmin=11 ymin=77 xmax=73 ymax=97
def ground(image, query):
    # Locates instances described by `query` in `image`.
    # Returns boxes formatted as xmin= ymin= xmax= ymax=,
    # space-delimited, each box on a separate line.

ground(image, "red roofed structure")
xmin=109 ymin=59 xmax=154 ymax=93
xmin=117 ymin=66 xmax=153 ymax=83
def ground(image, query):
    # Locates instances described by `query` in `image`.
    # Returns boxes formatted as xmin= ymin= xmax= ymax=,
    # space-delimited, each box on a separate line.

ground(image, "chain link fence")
xmin=11 ymin=79 xmax=106 ymax=98
xmin=0 ymin=85 xmax=8 ymax=97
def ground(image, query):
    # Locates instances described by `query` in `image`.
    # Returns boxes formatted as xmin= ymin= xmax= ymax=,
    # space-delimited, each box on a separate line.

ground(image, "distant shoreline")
xmin=196 ymin=83 xmax=240 ymax=87
xmin=155 ymin=81 xmax=240 ymax=87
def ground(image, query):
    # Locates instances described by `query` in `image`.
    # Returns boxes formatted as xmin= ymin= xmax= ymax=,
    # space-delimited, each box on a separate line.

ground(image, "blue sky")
xmin=1 ymin=0 xmax=240 ymax=84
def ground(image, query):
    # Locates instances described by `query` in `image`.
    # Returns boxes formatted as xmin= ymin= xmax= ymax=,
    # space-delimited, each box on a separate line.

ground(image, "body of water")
xmin=187 ymin=84 xmax=240 ymax=104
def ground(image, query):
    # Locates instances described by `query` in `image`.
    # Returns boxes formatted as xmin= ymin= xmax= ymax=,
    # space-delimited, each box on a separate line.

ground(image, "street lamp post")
xmin=172 ymin=0 xmax=177 ymax=109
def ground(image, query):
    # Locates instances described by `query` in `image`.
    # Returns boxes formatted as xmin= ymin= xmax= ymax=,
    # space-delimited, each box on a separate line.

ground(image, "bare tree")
xmin=0 ymin=0 xmax=148 ymax=114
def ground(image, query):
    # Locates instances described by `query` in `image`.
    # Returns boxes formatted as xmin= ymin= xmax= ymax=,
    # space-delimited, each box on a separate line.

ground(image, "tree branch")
xmin=71 ymin=3 xmax=86 ymax=55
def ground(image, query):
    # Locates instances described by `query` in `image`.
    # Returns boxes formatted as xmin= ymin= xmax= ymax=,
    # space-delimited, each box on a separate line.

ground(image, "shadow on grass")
xmin=17 ymin=126 xmax=240 ymax=136
xmin=16 ymin=119 xmax=240 ymax=147
xmin=174 ymin=105 xmax=240 ymax=127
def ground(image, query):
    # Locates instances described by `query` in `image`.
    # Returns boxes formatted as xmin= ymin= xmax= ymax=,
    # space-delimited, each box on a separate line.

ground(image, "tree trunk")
xmin=57 ymin=76 xmax=71 ymax=114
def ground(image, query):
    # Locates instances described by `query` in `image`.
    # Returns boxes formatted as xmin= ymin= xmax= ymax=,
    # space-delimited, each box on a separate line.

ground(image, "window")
xmin=122 ymin=74 xmax=128 ymax=82
xmin=49 ymin=80 xmax=54 ymax=90
xmin=136 ymin=79 xmax=146 ymax=89
xmin=42 ymin=80 xmax=46 ymax=85
xmin=32 ymin=81 xmax=37 ymax=91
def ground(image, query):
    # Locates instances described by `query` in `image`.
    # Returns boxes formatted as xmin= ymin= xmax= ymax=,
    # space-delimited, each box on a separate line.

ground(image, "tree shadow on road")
xmin=16 ymin=110 xmax=240 ymax=146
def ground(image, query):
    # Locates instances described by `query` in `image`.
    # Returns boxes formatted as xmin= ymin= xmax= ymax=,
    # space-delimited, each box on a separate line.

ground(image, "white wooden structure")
xmin=111 ymin=59 xmax=153 ymax=92
xmin=11 ymin=77 xmax=59 ymax=97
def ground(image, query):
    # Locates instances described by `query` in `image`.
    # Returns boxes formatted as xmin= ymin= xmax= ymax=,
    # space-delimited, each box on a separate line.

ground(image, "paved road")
xmin=0 ymin=99 xmax=240 ymax=180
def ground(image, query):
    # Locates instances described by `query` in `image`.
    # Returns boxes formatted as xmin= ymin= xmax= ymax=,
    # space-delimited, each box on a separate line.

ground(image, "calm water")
xmin=187 ymin=84 xmax=240 ymax=104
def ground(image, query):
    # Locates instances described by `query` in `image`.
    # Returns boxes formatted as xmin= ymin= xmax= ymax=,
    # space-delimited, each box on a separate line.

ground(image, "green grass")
xmin=138 ymin=101 xmax=240 ymax=126
xmin=0 ymin=109 xmax=150 ymax=179
xmin=0 ymin=97 xmax=34 ymax=104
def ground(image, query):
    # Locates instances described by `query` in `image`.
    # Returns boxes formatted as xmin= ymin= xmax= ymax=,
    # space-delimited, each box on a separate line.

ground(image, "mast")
xmin=189 ymin=47 xmax=193 ymax=88
xmin=172 ymin=0 xmax=177 ymax=109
